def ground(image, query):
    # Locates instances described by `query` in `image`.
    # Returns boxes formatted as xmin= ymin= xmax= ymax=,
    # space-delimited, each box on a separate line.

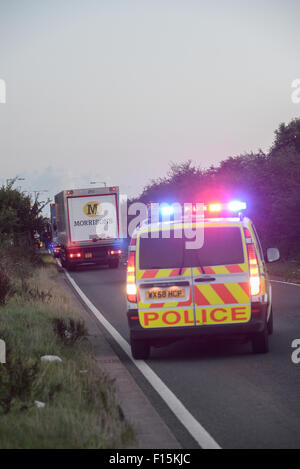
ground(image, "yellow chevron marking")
xmin=197 ymin=284 xmax=224 ymax=305
xmin=210 ymin=265 xmax=229 ymax=274
xmin=155 ymin=269 xmax=173 ymax=278
xmin=226 ymin=283 xmax=249 ymax=303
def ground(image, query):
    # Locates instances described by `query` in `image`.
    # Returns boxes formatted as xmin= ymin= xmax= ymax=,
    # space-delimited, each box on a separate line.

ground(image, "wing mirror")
xmin=266 ymin=247 xmax=280 ymax=263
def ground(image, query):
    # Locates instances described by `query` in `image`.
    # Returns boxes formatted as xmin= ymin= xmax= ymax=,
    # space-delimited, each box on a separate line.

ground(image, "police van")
xmin=126 ymin=201 xmax=280 ymax=359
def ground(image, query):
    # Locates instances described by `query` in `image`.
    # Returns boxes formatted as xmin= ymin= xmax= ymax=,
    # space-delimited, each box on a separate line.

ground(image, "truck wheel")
xmin=267 ymin=307 xmax=273 ymax=335
xmin=109 ymin=259 xmax=119 ymax=269
xmin=251 ymin=327 xmax=269 ymax=354
xmin=130 ymin=339 xmax=150 ymax=360
xmin=61 ymin=256 xmax=73 ymax=271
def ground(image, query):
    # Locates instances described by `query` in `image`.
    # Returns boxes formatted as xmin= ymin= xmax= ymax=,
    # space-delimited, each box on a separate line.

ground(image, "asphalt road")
xmin=69 ymin=264 xmax=300 ymax=449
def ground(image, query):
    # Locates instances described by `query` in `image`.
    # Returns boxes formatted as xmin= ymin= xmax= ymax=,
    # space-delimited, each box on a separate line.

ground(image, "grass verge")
xmin=267 ymin=260 xmax=300 ymax=283
xmin=0 ymin=252 xmax=135 ymax=448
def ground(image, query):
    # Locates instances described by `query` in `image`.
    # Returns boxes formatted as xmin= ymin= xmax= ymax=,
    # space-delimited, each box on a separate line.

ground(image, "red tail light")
xmin=244 ymin=229 xmax=260 ymax=296
xmin=109 ymin=249 xmax=122 ymax=255
xmin=69 ymin=252 xmax=81 ymax=259
xmin=127 ymin=251 xmax=137 ymax=303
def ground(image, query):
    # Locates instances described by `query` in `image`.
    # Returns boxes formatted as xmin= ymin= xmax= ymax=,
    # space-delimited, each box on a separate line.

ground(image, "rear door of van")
xmin=135 ymin=224 xmax=195 ymax=329
xmin=191 ymin=223 xmax=251 ymax=326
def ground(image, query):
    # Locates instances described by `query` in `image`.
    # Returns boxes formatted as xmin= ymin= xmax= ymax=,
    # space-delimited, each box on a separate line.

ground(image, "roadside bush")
xmin=0 ymin=346 xmax=40 ymax=414
xmin=53 ymin=318 xmax=88 ymax=345
xmin=0 ymin=269 xmax=11 ymax=305
xmin=21 ymin=282 xmax=53 ymax=303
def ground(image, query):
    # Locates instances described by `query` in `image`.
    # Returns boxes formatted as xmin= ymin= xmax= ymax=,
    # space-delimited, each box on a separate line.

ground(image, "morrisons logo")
xmin=83 ymin=201 xmax=101 ymax=218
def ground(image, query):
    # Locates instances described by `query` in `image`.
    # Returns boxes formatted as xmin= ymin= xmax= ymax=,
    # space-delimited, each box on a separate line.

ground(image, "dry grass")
xmin=0 ymin=253 xmax=136 ymax=448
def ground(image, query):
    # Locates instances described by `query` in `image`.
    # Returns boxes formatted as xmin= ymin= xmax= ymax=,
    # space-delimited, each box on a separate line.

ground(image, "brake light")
xmin=250 ymin=276 xmax=260 ymax=296
xmin=245 ymin=230 xmax=260 ymax=296
xmin=109 ymin=249 xmax=122 ymax=255
xmin=127 ymin=251 xmax=137 ymax=302
xmin=69 ymin=252 xmax=81 ymax=259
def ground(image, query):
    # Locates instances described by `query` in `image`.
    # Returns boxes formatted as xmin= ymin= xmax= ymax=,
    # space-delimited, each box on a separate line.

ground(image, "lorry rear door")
xmin=67 ymin=193 xmax=119 ymax=243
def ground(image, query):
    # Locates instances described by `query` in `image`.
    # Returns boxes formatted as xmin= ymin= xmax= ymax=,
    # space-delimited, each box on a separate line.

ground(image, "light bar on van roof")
xmin=207 ymin=201 xmax=247 ymax=213
xmin=160 ymin=205 xmax=175 ymax=216
xmin=159 ymin=201 xmax=246 ymax=216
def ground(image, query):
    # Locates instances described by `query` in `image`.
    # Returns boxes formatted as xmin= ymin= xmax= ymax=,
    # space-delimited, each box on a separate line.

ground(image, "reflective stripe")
xmin=137 ymin=267 xmax=190 ymax=279
xmin=141 ymin=270 xmax=159 ymax=279
xmin=193 ymin=264 xmax=248 ymax=275
xmin=194 ymin=282 xmax=250 ymax=306
xmin=226 ymin=282 xmax=250 ymax=304
xmin=137 ymin=265 xmax=248 ymax=279
xmin=212 ymin=283 xmax=238 ymax=304
xmin=196 ymin=284 xmax=224 ymax=305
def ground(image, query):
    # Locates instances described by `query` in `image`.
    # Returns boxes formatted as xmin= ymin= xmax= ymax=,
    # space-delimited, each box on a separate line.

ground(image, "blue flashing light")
xmin=160 ymin=205 xmax=175 ymax=216
xmin=227 ymin=201 xmax=247 ymax=212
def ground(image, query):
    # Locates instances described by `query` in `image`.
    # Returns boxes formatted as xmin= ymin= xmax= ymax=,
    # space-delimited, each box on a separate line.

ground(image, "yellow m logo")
xmin=83 ymin=202 xmax=101 ymax=217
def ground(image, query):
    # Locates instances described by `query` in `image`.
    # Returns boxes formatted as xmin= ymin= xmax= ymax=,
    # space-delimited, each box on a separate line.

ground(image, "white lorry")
xmin=54 ymin=186 xmax=123 ymax=270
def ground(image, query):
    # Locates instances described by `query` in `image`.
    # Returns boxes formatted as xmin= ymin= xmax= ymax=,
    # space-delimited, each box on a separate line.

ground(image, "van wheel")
xmin=251 ymin=327 xmax=269 ymax=354
xmin=267 ymin=307 xmax=273 ymax=335
xmin=130 ymin=339 xmax=150 ymax=360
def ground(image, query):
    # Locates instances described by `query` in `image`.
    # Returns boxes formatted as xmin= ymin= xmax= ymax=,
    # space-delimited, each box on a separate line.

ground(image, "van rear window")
xmin=139 ymin=227 xmax=244 ymax=269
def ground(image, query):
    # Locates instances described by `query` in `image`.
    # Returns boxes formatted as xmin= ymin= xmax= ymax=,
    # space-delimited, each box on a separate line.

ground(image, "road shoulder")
xmin=58 ymin=270 xmax=181 ymax=449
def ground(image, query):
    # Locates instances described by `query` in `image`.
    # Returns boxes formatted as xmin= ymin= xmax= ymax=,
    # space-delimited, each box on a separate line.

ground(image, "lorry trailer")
xmin=54 ymin=186 xmax=123 ymax=270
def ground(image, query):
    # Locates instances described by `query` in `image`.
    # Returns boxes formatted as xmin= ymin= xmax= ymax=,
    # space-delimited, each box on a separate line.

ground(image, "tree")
xmin=0 ymin=179 xmax=46 ymax=247
xmin=136 ymin=118 xmax=300 ymax=259
xmin=270 ymin=119 xmax=300 ymax=155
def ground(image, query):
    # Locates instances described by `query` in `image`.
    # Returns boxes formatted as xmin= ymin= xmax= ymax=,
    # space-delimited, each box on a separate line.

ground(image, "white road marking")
xmin=271 ymin=280 xmax=300 ymax=287
xmin=64 ymin=270 xmax=221 ymax=450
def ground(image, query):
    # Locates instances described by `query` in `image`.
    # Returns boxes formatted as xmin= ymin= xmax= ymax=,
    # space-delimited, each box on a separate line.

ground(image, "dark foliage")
xmin=0 ymin=344 xmax=40 ymax=414
xmin=136 ymin=119 xmax=300 ymax=259
xmin=0 ymin=270 xmax=11 ymax=305
xmin=53 ymin=318 xmax=88 ymax=345
xmin=0 ymin=178 xmax=47 ymax=248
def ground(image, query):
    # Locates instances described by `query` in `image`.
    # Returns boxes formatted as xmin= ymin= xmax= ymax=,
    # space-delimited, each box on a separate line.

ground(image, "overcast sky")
xmin=0 ymin=0 xmax=299 ymax=204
